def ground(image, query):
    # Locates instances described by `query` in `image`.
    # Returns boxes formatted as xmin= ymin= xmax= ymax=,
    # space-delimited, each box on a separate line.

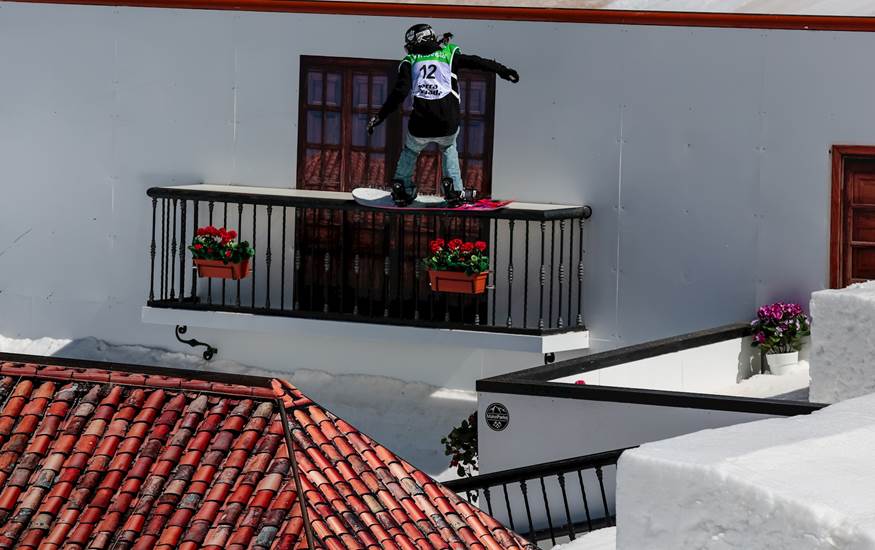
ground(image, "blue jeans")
xmin=393 ymin=129 xmax=463 ymax=193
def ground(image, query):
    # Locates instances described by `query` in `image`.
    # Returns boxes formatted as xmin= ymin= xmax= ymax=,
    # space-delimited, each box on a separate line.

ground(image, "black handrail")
xmin=444 ymin=447 xmax=632 ymax=546
xmin=444 ymin=447 xmax=630 ymax=492
xmin=147 ymin=185 xmax=593 ymax=222
xmin=145 ymin=184 xmax=593 ymax=336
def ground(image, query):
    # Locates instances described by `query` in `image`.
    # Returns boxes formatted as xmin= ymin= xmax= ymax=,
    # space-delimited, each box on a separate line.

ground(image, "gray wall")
xmin=0 ymin=2 xmax=866 ymax=376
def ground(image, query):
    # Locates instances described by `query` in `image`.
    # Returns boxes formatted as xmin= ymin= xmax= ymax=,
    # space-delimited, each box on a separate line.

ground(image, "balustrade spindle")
xmin=265 ymin=205 xmax=272 ymax=309
xmin=178 ymin=199 xmax=187 ymax=301
xmin=578 ymin=218 xmax=585 ymax=326
xmin=207 ymin=201 xmax=214 ymax=305
xmin=161 ymin=199 xmax=166 ymax=300
xmin=237 ymin=203 xmax=243 ymax=307
xmin=596 ymin=467 xmax=611 ymax=526
xmin=567 ymin=217 xmax=575 ymax=328
xmin=190 ymin=201 xmax=198 ymax=299
xmin=491 ymin=219 xmax=499 ymax=326
xmin=538 ymin=221 xmax=546 ymax=330
xmin=506 ymin=220 xmax=514 ymax=328
xmin=294 ymin=247 xmax=301 ymax=311
xmin=558 ymin=473 xmax=575 ymax=541
xmin=170 ymin=198 xmax=177 ymax=300
xmin=577 ymin=469 xmax=594 ymax=531
xmin=383 ymin=214 xmax=391 ymax=318
xmin=483 ymin=487 xmax=493 ymax=516
xmin=339 ymin=210 xmax=345 ymax=314
xmin=558 ymin=219 xmax=566 ymax=328
xmin=523 ymin=221 xmax=530 ymax=328
xmin=280 ymin=207 xmax=287 ymax=311
xmin=251 ymin=204 xmax=257 ymax=308
xmin=520 ymin=480 xmax=535 ymax=539
xmin=324 ymin=251 xmax=331 ymax=313
xmin=222 ymin=202 xmax=228 ymax=306
xmin=549 ymin=220 xmax=556 ymax=329
xmin=413 ymin=214 xmax=421 ymax=321
xmin=539 ymin=476 xmax=557 ymax=546
xmin=149 ymin=198 xmax=157 ymax=301
xmin=501 ymin=484 xmax=516 ymax=532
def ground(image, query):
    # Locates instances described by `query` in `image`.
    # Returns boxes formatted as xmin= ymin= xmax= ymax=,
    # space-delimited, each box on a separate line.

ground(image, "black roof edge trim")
xmin=477 ymin=378 xmax=826 ymax=416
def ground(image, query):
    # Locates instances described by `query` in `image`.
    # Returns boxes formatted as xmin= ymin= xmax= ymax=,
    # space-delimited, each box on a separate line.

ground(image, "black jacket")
xmin=376 ymin=48 xmax=511 ymax=138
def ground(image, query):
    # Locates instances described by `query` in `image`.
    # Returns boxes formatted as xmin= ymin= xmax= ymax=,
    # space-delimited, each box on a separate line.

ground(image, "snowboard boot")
xmin=391 ymin=179 xmax=417 ymax=207
xmin=441 ymin=178 xmax=463 ymax=207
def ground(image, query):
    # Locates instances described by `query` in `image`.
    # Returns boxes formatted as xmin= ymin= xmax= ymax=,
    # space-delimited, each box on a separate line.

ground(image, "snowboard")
xmin=351 ymin=187 xmax=512 ymax=212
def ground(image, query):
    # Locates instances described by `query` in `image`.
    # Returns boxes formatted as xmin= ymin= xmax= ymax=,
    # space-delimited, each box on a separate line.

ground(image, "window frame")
xmin=296 ymin=54 xmax=496 ymax=194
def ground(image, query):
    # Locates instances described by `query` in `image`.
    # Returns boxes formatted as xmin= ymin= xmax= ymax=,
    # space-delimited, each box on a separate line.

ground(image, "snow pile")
xmin=713 ymin=361 xmax=809 ymax=401
xmin=616 ymin=392 xmax=875 ymax=549
xmin=810 ymin=281 xmax=875 ymax=403
xmin=553 ymin=528 xmax=616 ymax=550
xmin=0 ymin=334 xmax=472 ymax=480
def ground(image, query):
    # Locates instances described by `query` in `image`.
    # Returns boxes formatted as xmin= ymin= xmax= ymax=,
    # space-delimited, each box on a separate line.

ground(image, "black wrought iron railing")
xmin=444 ymin=448 xmax=629 ymax=546
xmin=146 ymin=184 xmax=592 ymax=335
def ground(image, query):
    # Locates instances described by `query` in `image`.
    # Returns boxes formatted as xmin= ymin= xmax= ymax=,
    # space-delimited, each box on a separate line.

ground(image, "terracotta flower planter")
xmin=428 ymin=270 xmax=488 ymax=295
xmin=194 ymin=258 xmax=251 ymax=280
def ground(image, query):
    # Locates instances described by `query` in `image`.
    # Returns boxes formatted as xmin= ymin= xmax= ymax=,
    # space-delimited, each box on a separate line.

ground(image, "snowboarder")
xmin=367 ymin=23 xmax=519 ymax=207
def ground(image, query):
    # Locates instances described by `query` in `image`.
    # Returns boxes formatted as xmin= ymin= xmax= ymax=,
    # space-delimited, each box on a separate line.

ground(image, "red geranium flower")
xmin=432 ymin=238 xmax=444 ymax=248
xmin=194 ymin=243 xmax=203 ymax=250
xmin=461 ymin=242 xmax=474 ymax=253
xmin=448 ymin=239 xmax=463 ymax=250
xmin=225 ymin=250 xmax=232 ymax=258
xmin=430 ymin=242 xmax=442 ymax=253
xmin=474 ymin=241 xmax=487 ymax=252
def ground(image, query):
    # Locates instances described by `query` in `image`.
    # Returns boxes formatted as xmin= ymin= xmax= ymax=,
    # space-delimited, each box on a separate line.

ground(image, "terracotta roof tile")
xmin=0 ymin=358 xmax=534 ymax=550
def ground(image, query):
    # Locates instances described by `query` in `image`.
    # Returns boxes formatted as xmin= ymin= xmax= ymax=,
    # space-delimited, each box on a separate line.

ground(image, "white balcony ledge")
xmin=142 ymin=306 xmax=589 ymax=354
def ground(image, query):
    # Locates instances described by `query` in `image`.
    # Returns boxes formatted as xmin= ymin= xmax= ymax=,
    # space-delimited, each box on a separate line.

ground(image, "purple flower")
xmin=770 ymin=304 xmax=784 ymax=321
xmin=754 ymin=332 xmax=766 ymax=343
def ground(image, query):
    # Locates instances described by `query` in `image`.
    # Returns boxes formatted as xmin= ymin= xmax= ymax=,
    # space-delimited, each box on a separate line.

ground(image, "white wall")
xmin=552 ymin=336 xmax=760 ymax=392
xmin=0 ymin=2 xmax=866 ymax=384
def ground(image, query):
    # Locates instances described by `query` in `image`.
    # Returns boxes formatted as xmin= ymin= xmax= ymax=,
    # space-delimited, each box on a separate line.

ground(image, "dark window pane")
xmin=467 ymin=119 xmax=484 ymax=155
xmin=417 ymin=154 xmax=439 ymax=192
xmin=350 ymin=150 xmax=366 ymax=184
xmin=325 ymin=112 xmax=341 ymax=145
xmin=371 ymin=75 xmax=388 ymax=107
xmin=353 ymin=114 xmax=385 ymax=148
xmin=324 ymin=149 xmax=341 ymax=183
xmin=465 ymin=159 xmax=484 ymax=192
xmin=368 ymin=153 xmax=386 ymax=183
xmin=325 ymin=73 xmax=342 ymax=106
xmin=457 ymin=127 xmax=466 ymax=154
xmin=468 ymin=80 xmax=487 ymax=115
xmin=459 ymin=80 xmax=469 ymax=114
xmin=303 ymin=149 xmax=322 ymax=184
xmin=307 ymin=72 xmax=323 ymax=105
xmin=353 ymin=74 xmax=369 ymax=109
xmin=306 ymin=111 xmax=322 ymax=143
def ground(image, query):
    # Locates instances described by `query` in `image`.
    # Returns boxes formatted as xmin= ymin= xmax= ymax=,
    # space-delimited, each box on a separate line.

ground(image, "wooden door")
xmin=831 ymin=147 xmax=875 ymax=287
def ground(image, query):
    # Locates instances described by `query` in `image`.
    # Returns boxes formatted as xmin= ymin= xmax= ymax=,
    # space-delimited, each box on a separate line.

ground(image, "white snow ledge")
xmin=141 ymin=307 xmax=589 ymax=354
xmin=615 ymin=392 xmax=875 ymax=550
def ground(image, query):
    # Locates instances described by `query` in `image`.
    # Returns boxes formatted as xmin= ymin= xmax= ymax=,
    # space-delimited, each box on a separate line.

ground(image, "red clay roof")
xmin=0 ymin=359 xmax=532 ymax=550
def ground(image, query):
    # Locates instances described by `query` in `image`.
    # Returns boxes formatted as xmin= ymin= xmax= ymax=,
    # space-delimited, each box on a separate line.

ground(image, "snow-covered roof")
xmin=616 ymin=392 xmax=875 ymax=549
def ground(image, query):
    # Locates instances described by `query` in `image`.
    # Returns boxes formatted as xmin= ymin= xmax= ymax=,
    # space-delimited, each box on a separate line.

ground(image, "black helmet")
xmin=404 ymin=24 xmax=437 ymax=53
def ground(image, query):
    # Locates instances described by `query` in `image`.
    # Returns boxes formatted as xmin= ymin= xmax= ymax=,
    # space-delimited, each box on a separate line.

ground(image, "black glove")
xmin=367 ymin=115 xmax=381 ymax=135
xmin=500 ymin=68 xmax=519 ymax=83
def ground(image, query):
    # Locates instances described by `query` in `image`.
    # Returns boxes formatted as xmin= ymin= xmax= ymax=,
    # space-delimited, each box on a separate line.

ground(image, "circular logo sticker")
xmin=484 ymin=403 xmax=509 ymax=432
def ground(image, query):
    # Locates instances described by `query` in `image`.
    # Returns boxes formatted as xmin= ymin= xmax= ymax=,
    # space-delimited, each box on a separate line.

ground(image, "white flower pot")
xmin=766 ymin=351 xmax=799 ymax=375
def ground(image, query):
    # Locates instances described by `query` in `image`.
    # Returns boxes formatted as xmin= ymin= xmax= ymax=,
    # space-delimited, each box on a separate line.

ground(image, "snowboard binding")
xmin=391 ymin=179 xmax=418 ymax=207
xmin=441 ymin=178 xmax=477 ymax=208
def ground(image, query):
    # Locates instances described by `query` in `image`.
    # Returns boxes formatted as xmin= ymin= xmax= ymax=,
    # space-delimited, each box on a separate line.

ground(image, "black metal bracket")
xmin=174 ymin=325 xmax=217 ymax=361
xmin=544 ymin=352 xmax=556 ymax=365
